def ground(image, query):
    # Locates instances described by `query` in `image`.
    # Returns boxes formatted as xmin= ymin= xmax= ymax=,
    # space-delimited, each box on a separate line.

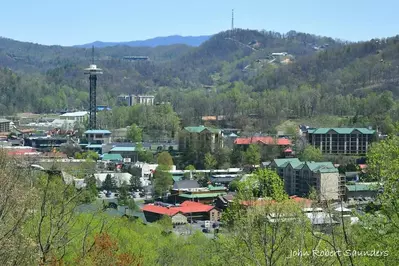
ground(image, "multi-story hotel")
xmin=270 ymin=158 xmax=341 ymax=200
xmin=306 ymin=128 xmax=375 ymax=155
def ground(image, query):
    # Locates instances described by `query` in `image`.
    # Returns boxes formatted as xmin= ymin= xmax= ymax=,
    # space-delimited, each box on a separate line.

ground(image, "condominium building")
xmin=0 ymin=119 xmax=11 ymax=132
xmin=178 ymin=125 xmax=223 ymax=153
xmin=306 ymin=128 xmax=375 ymax=155
xmin=270 ymin=158 xmax=341 ymax=200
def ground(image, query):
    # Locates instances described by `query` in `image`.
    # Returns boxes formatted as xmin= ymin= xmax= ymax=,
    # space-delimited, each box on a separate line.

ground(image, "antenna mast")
xmin=231 ymin=9 xmax=234 ymax=32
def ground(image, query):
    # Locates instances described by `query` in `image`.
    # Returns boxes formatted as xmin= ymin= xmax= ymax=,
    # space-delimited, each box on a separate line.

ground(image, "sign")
xmin=205 ymin=220 xmax=211 ymax=228
xmin=123 ymin=158 xmax=131 ymax=163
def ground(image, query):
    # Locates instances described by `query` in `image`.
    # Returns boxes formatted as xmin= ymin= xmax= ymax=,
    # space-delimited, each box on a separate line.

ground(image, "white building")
xmin=60 ymin=111 xmax=88 ymax=124
xmin=117 ymin=95 xmax=155 ymax=106
xmin=94 ymin=172 xmax=132 ymax=188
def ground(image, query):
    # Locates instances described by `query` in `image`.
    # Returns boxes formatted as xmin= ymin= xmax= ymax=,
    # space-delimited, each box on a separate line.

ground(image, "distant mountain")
xmin=75 ymin=35 xmax=211 ymax=48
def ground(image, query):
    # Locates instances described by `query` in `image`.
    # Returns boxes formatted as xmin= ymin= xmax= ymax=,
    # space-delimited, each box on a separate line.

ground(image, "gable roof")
xmin=272 ymin=158 xmax=300 ymax=168
xmin=234 ymin=136 xmax=291 ymax=146
xmin=307 ymin=128 xmax=375 ymax=135
xmin=306 ymin=162 xmax=338 ymax=173
xmin=173 ymin=180 xmax=200 ymax=190
xmin=101 ymin=153 xmax=123 ymax=161
xmin=84 ymin=129 xmax=111 ymax=134
xmin=183 ymin=125 xmax=221 ymax=134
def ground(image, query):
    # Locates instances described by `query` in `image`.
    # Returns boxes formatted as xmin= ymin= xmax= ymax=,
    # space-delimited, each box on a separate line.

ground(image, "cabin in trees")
xmin=306 ymin=128 xmax=376 ymax=155
xmin=178 ymin=125 xmax=223 ymax=153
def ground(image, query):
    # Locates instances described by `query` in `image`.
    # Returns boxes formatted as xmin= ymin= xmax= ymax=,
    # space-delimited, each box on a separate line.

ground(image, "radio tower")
xmin=84 ymin=46 xmax=103 ymax=130
xmin=231 ymin=9 xmax=234 ymax=31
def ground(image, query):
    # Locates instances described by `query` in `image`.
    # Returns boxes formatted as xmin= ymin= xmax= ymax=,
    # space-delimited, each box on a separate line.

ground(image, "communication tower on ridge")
xmin=231 ymin=9 xmax=234 ymax=31
xmin=84 ymin=46 xmax=103 ymax=129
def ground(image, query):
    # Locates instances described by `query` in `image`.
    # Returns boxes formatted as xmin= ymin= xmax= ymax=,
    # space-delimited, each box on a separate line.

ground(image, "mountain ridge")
xmin=74 ymin=35 xmax=212 ymax=48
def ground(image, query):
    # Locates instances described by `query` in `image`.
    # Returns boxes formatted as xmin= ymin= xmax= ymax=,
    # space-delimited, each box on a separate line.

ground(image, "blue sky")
xmin=1 ymin=0 xmax=399 ymax=46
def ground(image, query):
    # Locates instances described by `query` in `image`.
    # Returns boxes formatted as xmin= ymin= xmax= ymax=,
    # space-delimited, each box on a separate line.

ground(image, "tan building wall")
xmin=172 ymin=213 xmax=188 ymax=224
xmin=209 ymin=208 xmax=221 ymax=222
xmin=317 ymin=172 xmax=340 ymax=200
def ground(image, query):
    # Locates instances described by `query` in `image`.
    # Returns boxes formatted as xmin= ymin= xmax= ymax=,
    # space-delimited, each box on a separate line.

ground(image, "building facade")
xmin=179 ymin=126 xmax=223 ymax=153
xmin=117 ymin=94 xmax=155 ymax=106
xmin=0 ymin=119 xmax=11 ymax=132
xmin=270 ymin=158 xmax=341 ymax=200
xmin=60 ymin=111 xmax=88 ymax=123
xmin=307 ymin=128 xmax=375 ymax=155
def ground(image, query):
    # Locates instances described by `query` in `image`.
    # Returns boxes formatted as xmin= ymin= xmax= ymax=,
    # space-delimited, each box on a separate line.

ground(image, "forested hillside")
xmin=2 ymin=29 xmax=399 ymax=132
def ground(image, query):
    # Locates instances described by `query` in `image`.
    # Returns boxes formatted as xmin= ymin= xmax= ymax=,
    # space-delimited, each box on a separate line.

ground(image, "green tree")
xmin=183 ymin=164 xmax=196 ymax=180
xmin=118 ymin=181 xmax=129 ymax=205
xmin=157 ymin=215 xmax=173 ymax=233
xmin=128 ymin=167 xmax=143 ymax=190
xmin=83 ymin=175 xmax=98 ymax=203
xmin=153 ymin=165 xmax=173 ymax=198
xmin=298 ymin=145 xmax=323 ymax=162
xmin=243 ymin=144 xmax=261 ymax=165
xmin=157 ymin=151 xmax=173 ymax=168
xmin=102 ymin=174 xmax=116 ymax=191
xmin=238 ymin=168 xmax=287 ymax=201
xmin=204 ymin=152 xmax=217 ymax=170
xmin=127 ymin=123 xmax=143 ymax=142
xmin=214 ymin=147 xmax=231 ymax=169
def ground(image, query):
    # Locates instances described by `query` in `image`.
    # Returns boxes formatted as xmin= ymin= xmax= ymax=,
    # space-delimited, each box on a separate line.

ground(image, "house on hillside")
xmin=179 ymin=125 xmax=223 ymax=153
xmin=306 ymin=128 xmax=376 ymax=155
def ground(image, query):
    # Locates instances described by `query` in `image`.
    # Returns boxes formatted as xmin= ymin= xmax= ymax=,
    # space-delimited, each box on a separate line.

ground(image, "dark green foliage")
xmin=83 ymin=175 xmax=98 ymax=203
xmin=118 ymin=181 xmax=129 ymax=205
xmin=102 ymin=174 xmax=116 ymax=191
xmin=153 ymin=165 xmax=173 ymax=198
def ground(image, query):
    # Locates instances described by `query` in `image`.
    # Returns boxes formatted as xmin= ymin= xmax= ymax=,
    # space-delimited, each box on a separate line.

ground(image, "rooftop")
xmin=84 ymin=130 xmax=111 ymax=135
xmin=0 ymin=119 xmax=11 ymax=123
xmin=101 ymin=153 xmax=123 ymax=161
xmin=235 ymin=136 xmax=291 ymax=146
xmin=183 ymin=125 xmax=221 ymax=134
xmin=60 ymin=111 xmax=88 ymax=117
xmin=179 ymin=192 xmax=227 ymax=199
xmin=307 ymin=128 xmax=375 ymax=135
xmin=346 ymin=183 xmax=379 ymax=192
xmin=110 ymin=146 xmax=136 ymax=152
xmin=142 ymin=201 xmax=215 ymax=216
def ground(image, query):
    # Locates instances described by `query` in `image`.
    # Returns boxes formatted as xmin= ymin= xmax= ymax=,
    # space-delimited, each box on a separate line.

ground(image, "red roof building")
xmin=142 ymin=201 xmax=220 ymax=223
xmin=234 ymin=136 xmax=291 ymax=146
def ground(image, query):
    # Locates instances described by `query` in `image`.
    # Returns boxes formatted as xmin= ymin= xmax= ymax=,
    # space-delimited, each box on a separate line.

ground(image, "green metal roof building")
xmin=270 ymin=158 xmax=341 ymax=200
xmin=307 ymin=127 xmax=376 ymax=155
xmin=179 ymin=125 xmax=223 ymax=153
